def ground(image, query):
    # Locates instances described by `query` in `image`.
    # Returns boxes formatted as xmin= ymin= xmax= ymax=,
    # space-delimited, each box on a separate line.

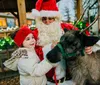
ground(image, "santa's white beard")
xmin=36 ymin=20 xmax=63 ymax=46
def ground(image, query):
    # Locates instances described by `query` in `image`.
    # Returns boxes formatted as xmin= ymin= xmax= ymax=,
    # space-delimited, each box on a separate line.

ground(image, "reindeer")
xmin=46 ymin=29 xmax=100 ymax=85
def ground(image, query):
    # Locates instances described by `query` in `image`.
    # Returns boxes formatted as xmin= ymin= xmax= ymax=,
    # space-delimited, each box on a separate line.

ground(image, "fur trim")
xmin=32 ymin=9 xmax=40 ymax=17
xmin=32 ymin=9 xmax=61 ymax=17
xmin=92 ymin=40 xmax=100 ymax=52
xmin=96 ymin=40 xmax=100 ymax=45
xmin=40 ymin=10 xmax=61 ymax=17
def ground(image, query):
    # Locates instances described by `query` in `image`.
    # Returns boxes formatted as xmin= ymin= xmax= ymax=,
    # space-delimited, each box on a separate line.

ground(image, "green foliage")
xmin=0 ymin=37 xmax=15 ymax=51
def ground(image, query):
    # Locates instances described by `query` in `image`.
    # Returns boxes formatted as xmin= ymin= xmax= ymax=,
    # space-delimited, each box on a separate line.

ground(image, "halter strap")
xmin=57 ymin=43 xmax=84 ymax=59
xmin=57 ymin=43 xmax=76 ymax=59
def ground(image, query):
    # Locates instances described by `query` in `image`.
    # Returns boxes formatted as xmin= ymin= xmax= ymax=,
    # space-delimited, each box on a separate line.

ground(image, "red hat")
xmin=14 ymin=26 xmax=38 ymax=47
xmin=32 ymin=0 xmax=60 ymax=17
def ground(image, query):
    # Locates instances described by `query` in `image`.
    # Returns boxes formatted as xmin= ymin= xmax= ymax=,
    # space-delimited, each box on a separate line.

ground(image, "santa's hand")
xmin=85 ymin=46 xmax=92 ymax=54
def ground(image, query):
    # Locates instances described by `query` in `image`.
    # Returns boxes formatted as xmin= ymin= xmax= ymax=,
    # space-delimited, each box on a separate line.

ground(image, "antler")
xmin=80 ymin=15 xmax=98 ymax=34
xmin=74 ymin=0 xmax=98 ymax=26
xmin=89 ymin=0 xmax=98 ymax=9
xmin=74 ymin=5 xmax=90 ymax=26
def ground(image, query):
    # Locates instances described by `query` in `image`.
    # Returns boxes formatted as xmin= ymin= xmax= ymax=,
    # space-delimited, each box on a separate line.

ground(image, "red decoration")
xmin=61 ymin=23 xmax=78 ymax=31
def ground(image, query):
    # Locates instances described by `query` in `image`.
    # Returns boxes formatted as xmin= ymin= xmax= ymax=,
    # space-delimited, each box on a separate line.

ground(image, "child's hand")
xmin=85 ymin=46 xmax=92 ymax=54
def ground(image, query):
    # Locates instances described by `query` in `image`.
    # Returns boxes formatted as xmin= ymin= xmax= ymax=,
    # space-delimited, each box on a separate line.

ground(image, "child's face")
xmin=23 ymin=33 xmax=36 ymax=49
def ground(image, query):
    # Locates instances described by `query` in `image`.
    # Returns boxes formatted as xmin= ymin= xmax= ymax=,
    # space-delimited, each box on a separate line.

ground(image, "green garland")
xmin=0 ymin=37 xmax=15 ymax=51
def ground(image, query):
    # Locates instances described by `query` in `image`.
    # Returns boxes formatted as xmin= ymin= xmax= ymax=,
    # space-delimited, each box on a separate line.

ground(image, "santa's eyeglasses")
xmin=42 ymin=17 xmax=55 ymax=21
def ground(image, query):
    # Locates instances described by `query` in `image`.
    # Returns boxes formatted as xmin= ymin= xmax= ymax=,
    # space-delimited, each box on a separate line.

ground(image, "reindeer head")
xmin=46 ymin=30 xmax=99 ymax=63
xmin=59 ymin=30 xmax=99 ymax=60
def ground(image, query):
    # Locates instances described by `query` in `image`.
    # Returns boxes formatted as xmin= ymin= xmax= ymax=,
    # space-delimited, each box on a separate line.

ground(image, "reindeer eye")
xmin=73 ymin=41 xmax=78 ymax=46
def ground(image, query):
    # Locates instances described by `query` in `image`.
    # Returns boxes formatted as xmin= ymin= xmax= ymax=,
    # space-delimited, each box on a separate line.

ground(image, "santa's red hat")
xmin=32 ymin=0 xmax=60 ymax=17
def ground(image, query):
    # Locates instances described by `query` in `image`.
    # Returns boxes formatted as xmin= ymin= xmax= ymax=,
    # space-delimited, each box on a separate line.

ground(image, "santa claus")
xmin=32 ymin=0 xmax=92 ymax=85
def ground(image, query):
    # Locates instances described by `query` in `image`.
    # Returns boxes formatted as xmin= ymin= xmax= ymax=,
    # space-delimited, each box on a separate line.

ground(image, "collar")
xmin=57 ymin=43 xmax=84 ymax=59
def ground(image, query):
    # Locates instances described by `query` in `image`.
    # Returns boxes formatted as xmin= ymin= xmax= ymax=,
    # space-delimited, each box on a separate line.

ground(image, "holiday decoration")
xmin=75 ymin=21 xmax=86 ymax=30
xmin=0 ymin=37 xmax=15 ymax=51
xmin=0 ymin=26 xmax=19 ymax=32
xmin=74 ymin=21 xmax=90 ymax=36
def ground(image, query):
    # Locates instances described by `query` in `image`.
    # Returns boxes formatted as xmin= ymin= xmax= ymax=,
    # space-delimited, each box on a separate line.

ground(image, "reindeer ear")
xmin=74 ymin=31 xmax=99 ymax=46
xmin=63 ymin=28 xmax=69 ymax=33
xmin=81 ymin=34 xmax=99 ymax=47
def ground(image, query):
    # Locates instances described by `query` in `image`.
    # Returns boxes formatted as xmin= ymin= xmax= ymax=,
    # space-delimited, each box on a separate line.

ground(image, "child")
xmin=3 ymin=26 xmax=57 ymax=85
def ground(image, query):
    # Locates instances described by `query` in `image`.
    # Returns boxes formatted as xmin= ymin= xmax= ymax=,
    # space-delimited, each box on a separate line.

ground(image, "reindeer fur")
xmin=69 ymin=51 xmax=100 ymax=85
